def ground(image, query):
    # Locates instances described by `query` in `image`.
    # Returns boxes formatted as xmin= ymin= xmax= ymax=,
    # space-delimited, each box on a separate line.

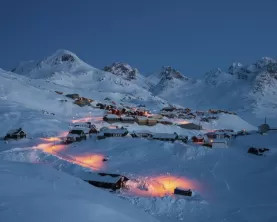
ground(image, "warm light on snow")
xmin=73 ymin=154 xmax=105 ymax=170
xmin=72 ymin=116 xmax=103 ymax=123
xmin=128 ymin=175 xmax=199 ymax=197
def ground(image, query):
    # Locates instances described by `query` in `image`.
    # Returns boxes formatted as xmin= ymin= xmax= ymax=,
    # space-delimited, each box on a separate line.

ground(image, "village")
xmin=1 ymin=91 xmax=274 ymax=197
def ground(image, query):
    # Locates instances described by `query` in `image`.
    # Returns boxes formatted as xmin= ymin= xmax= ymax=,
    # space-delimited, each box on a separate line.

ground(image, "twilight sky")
xmin=0 ymin=0 xmax=276 ymax=76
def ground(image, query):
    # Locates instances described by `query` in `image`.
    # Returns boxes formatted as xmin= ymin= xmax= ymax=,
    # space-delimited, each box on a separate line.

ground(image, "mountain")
xmin=103 ymin=62 xmax=139 ymax=81
xmin=149 ymin=58 xmax=277 ymax=117
xmin=148 ymin=66 xmax=192 ymax=95
xmin=11 ymin=50 xmax=92 ymax=79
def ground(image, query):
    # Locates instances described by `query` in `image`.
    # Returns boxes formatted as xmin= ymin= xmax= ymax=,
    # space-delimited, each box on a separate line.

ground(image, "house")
xmin=177 ymin=135 xmax=188 ymax=143
xmin=174 ymin=188 xmax=192 ymax=196
xmin=191 ymin=135 xmax=204 ymax=143
xmin=151 ymin=132 xmax=178 ymax=142
xmin=178 ymin=123 xmax=202 ymax=130
xmin=73 ymin=122 xmax=98 ymax=133
xmin=130 ymin=130 xmax=152 ymax=138
xmin=4 ymin=128 xmax=26 ymax=140
xmin=66 ymin=129 xmax=87 ymax=143
xmin=79 ymin=172 xmax=129 ymax=191
xmin=212 ymin=139 xmax=228 ymax=148
xmin=65 ymin=94 xmax=80 ymax=99
xmin=258 ymin=117 xmax=270 ymax=134
xmin=101 ymin=127 xmax=129 ymax=137
xmin=147 ymin=118 xmax=157 ymax=126
xmin=135 ymin=117 xmax=148 ymax=125
xmin=74 ymin=97 xmax=93 ymax=107
xmin=103 ymin=114 xmax=121 ymax=123
xmin=120 ymin=116 xmax=135 ymax=123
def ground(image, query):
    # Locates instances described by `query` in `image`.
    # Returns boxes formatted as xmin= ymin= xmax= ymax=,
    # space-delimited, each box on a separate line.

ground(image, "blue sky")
xmin=0 ymin=0 xmax=276 ymax=76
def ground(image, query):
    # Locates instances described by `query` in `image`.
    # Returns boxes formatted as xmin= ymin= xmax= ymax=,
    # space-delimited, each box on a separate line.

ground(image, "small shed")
xmin=151 ymin=132 xmax=178 ymax=142
xmin=79 ymin=172 xmax=129 ymax=190
xmin=212 ymin=139 xmax=228 ymax=148
xmin=73 ymin=122 xmax=98 ymax=133
xmin=174 ymin=188 xmax=192 ymax=196
xmin=4 ymin=128 xmax=26 ymax=140
xmin=179 ymin=123 xmax=202 ymax=130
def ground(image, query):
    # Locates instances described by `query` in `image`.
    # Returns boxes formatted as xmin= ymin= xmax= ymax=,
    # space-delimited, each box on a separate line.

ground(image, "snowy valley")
xmin=0 ymin=50 xmax=277 ymax=222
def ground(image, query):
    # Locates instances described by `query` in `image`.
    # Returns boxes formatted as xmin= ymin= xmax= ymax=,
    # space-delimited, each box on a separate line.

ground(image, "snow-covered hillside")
xmin=0 ymin=161 xmax=158 ymax=222
xmin=1 ymin=49 xmax=277 ymax=222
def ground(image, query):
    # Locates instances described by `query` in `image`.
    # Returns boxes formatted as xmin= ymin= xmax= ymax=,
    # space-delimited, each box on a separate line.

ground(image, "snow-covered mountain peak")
xmin=255 ymin=57 xmax=276 ymax=69
xmin=103 ymin=62 xmax=139 ymax=80
xmin=159 ymin=66 xmax=188 ymax=81
xmin=228 ymin=62 xmax=244 ymax=75
xmin=11 ymin=49 xmax=92 ymax=78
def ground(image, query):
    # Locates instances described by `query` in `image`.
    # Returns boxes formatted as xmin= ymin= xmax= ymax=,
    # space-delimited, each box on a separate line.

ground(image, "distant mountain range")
xmin=8 ymin=49 xmax=277 ymax=117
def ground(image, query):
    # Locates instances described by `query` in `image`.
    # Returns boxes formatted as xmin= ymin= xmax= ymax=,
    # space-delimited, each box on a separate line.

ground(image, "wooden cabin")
xmin=65 ymin=94 xmax=80 ymax=99
xmin=72 ymin=124 xmax=98 ymax=134
xmin=178 ymin=123 xmax=202 ymax=130
xmin=174 ymin=188 xmax=192 ymax=196
xmin=4 ymin=128 xmax=26 ymax=140
xmin=66 ymin=129 xmax=87 ymax=143
xmin=151 ymin=132 xmax=178 ymax=142
xmin=79 ymin=172 xmax=129 ymax=191
xmin=130 ymin=130 xmax=152 ymax=138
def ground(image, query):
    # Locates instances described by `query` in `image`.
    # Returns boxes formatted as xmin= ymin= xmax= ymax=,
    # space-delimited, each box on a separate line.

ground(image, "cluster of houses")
xmin=64 ymin=93 xmax=94 ymax=107
xmin=208 ymin=109 xmax=237 ymax=115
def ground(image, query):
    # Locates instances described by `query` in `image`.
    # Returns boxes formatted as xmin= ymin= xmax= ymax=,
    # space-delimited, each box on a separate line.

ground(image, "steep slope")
xmin=0 ymin=161 xmax=158 ymax=222
xmin=103 ymin=62 xmax=150 ymax=89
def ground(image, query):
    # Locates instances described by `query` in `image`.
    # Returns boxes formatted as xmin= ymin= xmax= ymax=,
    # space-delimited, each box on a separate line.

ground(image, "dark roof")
xmin=78 ymin=172 xmax=127 ymax=183
xmin=69 ymin=129 xmax=84 ymax=135
xmin=7 ymin=128 xmax=25 ymax=135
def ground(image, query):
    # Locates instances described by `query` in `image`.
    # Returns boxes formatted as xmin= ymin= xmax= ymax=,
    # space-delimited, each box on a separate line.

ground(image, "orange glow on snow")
xmin=73 ymin=154 xmax=105 ymax=170
xmin=41 ymin=137 xmax=62 ymax=142
xmin=129 ymin=175 xmax=199 ymax=197
xmin=175 ymin=120 xmax=190 ymax=124
xmin=72 ymin=116 xmax=103 ymax=123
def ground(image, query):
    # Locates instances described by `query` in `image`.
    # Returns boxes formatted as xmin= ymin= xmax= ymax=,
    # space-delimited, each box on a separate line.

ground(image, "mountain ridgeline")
xmin=9 ymin=50 xmax=277 ymax=117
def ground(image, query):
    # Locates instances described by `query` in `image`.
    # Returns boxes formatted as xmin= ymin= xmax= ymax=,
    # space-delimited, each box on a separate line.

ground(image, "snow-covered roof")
xmin=67 ymin=133 xmax=80 ymax=138
xmin=152 ymin=133 xmax=177 ymax=139
xmin=104 ymin=114 xmax=120 ymax=119
xmin=7 ymin=128 xmax=24 ymax=135
xmin=136 ymin=117 xmax=147 ymax=120
xmin=71 ymin=127 xmax=90 ymax=133
xmin=79 ymin=172 xmax=123 ymax=183
xmin=121 ymin=116 xmax=135 ymax=120
xmin=132 ymin=130 xmax=152 ymax=134
xmin=103 ymin=128 xmax=128 ymax=134
xmin=212 ymin=139 xmax=227 ymax=143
